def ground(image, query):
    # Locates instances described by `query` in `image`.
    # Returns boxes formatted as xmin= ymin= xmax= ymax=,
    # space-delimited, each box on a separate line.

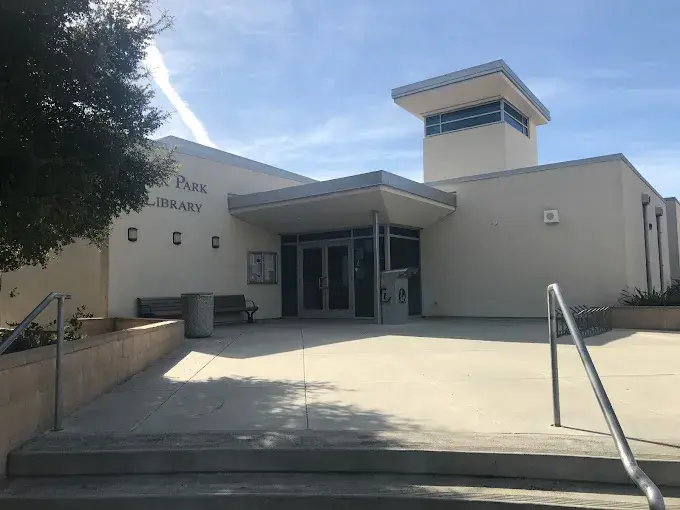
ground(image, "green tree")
xmin=0 ymin=0 xmax=176 ymax=274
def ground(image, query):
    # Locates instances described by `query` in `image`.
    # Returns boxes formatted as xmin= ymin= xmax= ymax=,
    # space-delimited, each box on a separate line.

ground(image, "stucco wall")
xmin=665 ymin=198 xmax=680 ymax=281
xmin=107 ymin=150 xmax=305 ymax=318
xmin=504 ymin=120 xmax=538 ymax=170
xmin=423 ymin=121 xmax=538 ymax=183
xmin=423 ymin=123 xmax=507 ymax=182
xmin=0 ymin=240 xmax=108 ymax=327
xmin=422 ymin=159 xmax=627 ymax=317
xmin=621 ymin=161 xmax=670 ymax=292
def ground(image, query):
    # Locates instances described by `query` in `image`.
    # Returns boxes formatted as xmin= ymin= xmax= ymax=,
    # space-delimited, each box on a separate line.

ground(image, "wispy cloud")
xmin=218 ymin=105 xmax=423 ymax=181
xmin=221 ymin=108 xmax=420 ymax=162
xmin=527 ymin=67 xmax=680 ymax=112
xmin=195 ymin=0 xmax=295 ymax=37
xmin=144 ymin=43 xmax=216 ymax=148
xmin=525 ymin=77 xmax=577 ymax=103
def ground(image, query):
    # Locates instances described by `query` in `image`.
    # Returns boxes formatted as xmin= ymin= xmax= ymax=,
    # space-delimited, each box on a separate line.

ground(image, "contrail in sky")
xmin=145 ymin=43 xmax=217 ymax=148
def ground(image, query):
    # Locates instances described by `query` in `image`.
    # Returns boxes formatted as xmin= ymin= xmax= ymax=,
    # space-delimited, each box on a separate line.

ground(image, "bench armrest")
xmin=245 ymin=299 xmax=258 ymax=310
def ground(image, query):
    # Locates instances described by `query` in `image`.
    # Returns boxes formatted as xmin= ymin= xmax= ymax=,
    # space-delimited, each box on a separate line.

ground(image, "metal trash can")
xmin=380 ymin=268 xmax=418 ymax=324
xmin=181 ymin=293 xmax=214 ymax=338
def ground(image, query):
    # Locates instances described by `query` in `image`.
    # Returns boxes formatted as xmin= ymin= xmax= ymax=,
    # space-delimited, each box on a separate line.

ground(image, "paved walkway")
xmin=62 ymin=319 xmax=680 ymax=442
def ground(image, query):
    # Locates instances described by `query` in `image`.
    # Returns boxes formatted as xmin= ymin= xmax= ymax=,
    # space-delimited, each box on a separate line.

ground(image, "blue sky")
xmin=148 ymin=0 xmax=680 ymax=196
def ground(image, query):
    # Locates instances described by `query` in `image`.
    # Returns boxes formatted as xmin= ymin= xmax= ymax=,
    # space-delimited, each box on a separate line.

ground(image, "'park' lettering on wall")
xmin=146 ymin=196 xmax=203 ymax=213
xmin=146 ymin=173 xmax=208 ymax=213
xmin=168 ymin=175 xmax=208 ymax=194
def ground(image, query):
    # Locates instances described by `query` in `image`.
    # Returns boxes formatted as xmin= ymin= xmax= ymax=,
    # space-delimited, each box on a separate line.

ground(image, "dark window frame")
xmin=425 ymin=99 xmax=529 ymax=138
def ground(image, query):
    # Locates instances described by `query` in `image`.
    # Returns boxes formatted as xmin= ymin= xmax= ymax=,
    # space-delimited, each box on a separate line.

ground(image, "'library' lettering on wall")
xmin=146 ymin=174 xmax=207 ymax=213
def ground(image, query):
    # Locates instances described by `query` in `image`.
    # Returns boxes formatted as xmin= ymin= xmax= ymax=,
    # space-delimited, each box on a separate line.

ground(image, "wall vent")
xmin=544 ymin=210 xmax=559 ymax=224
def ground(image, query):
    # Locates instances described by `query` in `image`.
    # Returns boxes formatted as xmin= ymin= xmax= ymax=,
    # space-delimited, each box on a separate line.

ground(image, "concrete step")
xmin=8 ymin=430 xmax=680 ymax=487
xmin=2 ymin=473 xmax=680 ymax=510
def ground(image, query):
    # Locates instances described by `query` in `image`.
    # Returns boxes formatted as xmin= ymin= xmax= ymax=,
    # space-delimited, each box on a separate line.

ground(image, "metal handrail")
xmin=547 ymin=283 xmax=664 ymax=510
xmin=0 ymin=292 xmax=71 ymax=431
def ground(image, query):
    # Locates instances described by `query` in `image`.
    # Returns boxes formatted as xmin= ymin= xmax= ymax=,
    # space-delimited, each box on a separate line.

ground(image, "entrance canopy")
xmin=228 ymin=171 xmax=456 ymax=233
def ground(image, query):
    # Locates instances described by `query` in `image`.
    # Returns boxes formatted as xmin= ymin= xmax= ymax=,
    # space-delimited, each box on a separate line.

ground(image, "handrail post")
xmin=54 ymin=296 xmax=65 ymax=431
xmin=547 ymin=283 xmax=665 ymax=510
xmin=547 ymin=287 xmax=561 ymax=427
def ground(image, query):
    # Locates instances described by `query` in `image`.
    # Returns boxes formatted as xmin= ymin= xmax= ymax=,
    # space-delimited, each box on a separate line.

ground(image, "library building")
xmin=2 ymin=60 xmax=678 ymax=326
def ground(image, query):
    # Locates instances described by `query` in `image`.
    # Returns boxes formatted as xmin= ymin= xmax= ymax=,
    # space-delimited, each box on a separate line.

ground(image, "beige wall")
xmin=621 ymin=162 xmax=670 ymax=292
xmin=422 ymin=159 xmax=628 ymax=317
xmin=0 ymin=318 xmax=184 ymax=476
xmin=504 ymin=120 xmax=538 ymax=170
xmin=424 ymin=123 xmax=506 ymax=182
xmin=665 ymin=198 xmax=680 ymax=281
xmin=0 ymin=240 xmax=108 ymax=327
xmin=423 ymin=122 xmax=538 ymax=183
xmin=107 ymin=151 xmax=304 ymax=318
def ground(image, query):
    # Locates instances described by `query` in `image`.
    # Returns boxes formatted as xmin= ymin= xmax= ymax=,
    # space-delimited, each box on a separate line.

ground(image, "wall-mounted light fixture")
xmin=212 ymin=236 xmax=220 ymax=249
xmin=172 ymin=231 xmax=182 ymax=245
xmin=127 ymin=227 xmax=138 ymax=242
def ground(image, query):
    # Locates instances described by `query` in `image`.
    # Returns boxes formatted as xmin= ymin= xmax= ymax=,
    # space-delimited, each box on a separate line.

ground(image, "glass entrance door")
xmin=326 ymin=241 xmax=351 ymax=317
xmin=299 ymin=240 xmax=353 ymax=318
xmin=301 ymin=245 xmax=324 ymax=316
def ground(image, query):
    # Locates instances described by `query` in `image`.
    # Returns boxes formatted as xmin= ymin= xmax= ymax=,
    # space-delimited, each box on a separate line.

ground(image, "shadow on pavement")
xmin=62 ymin=338 xmax=422 ymax=434
xmin=132 ymin=375 xmax=421 ymax=433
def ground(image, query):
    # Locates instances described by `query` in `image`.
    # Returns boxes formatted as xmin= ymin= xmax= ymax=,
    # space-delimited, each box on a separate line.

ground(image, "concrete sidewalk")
xmin=60 ymin=319 xmax=680 ymax=443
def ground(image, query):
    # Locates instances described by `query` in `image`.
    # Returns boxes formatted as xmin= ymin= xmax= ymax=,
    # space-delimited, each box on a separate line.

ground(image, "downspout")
xmin=656 ymin=206 xmax=665 ymax=291
xmin=642 ymin=194 xmax=652 ymax=293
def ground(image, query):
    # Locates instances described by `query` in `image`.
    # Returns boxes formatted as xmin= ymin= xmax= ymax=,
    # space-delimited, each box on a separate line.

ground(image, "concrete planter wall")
xmin=611 ymin=306 xmax=680 ymax=331
xmin=0 ymin=318 xmax=184 ymax=476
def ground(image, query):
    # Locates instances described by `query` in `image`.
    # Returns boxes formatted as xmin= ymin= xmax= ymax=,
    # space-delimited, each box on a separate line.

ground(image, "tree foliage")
xmin=0 ymin=0 xmax=176 ymax=272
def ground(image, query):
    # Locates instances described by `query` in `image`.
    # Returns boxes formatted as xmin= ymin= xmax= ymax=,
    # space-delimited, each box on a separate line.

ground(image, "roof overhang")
xmin=391 ymin=60 xmax=550 ymax=125
xmin=228 ymin=171 xmax=456 ymax=233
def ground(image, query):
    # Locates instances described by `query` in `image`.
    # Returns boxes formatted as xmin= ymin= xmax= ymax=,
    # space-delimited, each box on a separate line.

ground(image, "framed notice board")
xmin=248 ymin=251 xmax=278 ymax=284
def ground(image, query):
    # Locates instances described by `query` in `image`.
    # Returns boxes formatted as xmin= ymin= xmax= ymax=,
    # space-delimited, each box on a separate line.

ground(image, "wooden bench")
xmin=137 ymin=295 xmax=258 ymax=324
xmin=137 ymin=297 xmax=182 ymax=319
xmin=214 ymin=294 xmax=258 ymax=324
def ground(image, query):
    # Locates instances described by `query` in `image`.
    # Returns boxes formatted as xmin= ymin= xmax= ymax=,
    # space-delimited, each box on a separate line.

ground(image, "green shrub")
xmin=666 ymin=279 xmax=680 ymax=305
xmin=1 ymin=305 xmax=94 ymax=355
xmin=619 ymin=279 xmax=680 ymax=306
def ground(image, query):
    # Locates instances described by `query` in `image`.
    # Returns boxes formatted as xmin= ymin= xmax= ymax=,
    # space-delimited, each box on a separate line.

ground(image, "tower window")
xmin=424 ymin=100 xmax=529 ymax=138
xmin=502 ymin=101 xmax=529 ymax=136
xmin=424 ymin=101 xmax=501 ymax=137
